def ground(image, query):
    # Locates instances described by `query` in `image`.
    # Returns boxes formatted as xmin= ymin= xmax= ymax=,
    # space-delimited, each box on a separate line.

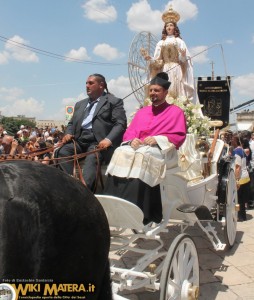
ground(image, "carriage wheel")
xmin=224 ymin=168 xmax=238 ymax=248
xmin=160 ymin=233 xmax=199 ymax=300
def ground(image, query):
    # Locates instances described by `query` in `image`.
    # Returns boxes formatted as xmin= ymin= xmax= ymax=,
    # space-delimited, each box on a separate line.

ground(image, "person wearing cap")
xmin=56 ymin=73 xmax=127 ymax=191
xmin=17 ymin=125 xmax=24 ymax=136
xmin=104 ymin=72 xmax=186 ymax=224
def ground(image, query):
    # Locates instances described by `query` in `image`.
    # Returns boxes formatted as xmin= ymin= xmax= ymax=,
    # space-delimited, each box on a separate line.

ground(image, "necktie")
xmin=82 ymin=100 xmax=97 ymax=128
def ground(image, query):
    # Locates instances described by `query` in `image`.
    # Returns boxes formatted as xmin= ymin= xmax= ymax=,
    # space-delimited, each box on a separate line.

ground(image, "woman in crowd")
xmin=242 ymin=138 xmax=252 ymax=168
xmin=232 ymin=134 xmax=251 ymax=221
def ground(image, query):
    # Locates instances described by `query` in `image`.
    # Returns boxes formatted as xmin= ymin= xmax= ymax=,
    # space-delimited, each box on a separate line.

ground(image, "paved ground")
xmin=109 ymin=209 xmax=254 ymax=300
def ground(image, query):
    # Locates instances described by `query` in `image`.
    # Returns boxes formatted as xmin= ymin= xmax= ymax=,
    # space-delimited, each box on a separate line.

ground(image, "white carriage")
xmin=96 ymin=134 xmax=238 ymax=300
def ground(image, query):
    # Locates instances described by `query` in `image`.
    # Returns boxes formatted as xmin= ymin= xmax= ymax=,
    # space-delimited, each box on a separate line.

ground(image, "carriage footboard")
xmin=177 ymin=203 xmax=226 ymax=251
xmin=177 ymin=203 xmax=213 ymax=220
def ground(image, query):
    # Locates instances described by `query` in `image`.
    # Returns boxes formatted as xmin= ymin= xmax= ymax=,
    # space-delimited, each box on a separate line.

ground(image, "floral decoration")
xmin=166 ymin=96 xmax=211 ymax=136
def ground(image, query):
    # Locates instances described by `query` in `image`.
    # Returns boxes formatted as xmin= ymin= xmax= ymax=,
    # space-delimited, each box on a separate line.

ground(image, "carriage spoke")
xmin=160 ymin=234 xmax=199 ymax=300
xmin=178 ymin=243 xmax=186 ymax=281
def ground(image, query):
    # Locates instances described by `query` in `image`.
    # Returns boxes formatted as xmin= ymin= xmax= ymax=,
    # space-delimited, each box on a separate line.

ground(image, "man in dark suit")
xmin=57 ymin=73 xmax=127 ymax=190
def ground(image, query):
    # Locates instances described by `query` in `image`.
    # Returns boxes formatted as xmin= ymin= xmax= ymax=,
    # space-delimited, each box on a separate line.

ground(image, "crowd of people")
xmin=1 ymin=115 xmax=253 ymax=224
xmin=220 ymin=129 xmax=254 ymax=221
xmin=0 ymin=124 xmax=65 ymax=164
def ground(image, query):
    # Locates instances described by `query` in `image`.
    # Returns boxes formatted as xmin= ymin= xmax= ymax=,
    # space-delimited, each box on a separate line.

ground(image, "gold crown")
xmin=162 ymin=6 xmax=180 ymax=23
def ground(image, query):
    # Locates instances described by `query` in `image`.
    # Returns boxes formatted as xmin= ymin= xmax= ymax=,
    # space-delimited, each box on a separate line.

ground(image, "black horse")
xmin=0 ymin=160 xmax=112 ymax=300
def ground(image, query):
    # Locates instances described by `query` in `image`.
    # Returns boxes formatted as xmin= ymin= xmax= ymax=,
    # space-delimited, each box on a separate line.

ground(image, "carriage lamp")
xmin=195 ymin=136 xmax=211 ymax=177
xmin=235 ymin=204 xmax=240 ymax=212
xmin=148 ymin=263 xmax=156 ymax=274
xmin=195 ymin=136 xmax=210 ymax=157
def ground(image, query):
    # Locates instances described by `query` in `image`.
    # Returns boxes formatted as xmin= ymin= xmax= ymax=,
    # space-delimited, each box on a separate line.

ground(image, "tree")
xmin=1 ymin=117 xmax=36 ymax=136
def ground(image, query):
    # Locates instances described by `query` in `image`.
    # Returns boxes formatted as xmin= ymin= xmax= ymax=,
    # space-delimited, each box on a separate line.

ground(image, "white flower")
xmin=170 ymin=97 xmax=211 ymax=135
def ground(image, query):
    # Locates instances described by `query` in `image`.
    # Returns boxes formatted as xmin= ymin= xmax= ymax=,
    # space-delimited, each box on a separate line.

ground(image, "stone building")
xmin=236 ymin=111 xmax=254 ymax=131
xmin=36 ymin=119 xmax=65 ymax=129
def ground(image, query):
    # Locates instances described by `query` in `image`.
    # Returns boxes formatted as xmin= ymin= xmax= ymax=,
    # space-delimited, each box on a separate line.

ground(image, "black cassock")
xmin=103 ymin=175 xmax=162 ymax=225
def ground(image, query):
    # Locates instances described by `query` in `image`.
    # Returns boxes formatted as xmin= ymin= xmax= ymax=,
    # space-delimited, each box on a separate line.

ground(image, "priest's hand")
xmin=130 ymin=138 xmax=143 ymax=150
xmin=144 ymin=136 xmax=157 ymax=146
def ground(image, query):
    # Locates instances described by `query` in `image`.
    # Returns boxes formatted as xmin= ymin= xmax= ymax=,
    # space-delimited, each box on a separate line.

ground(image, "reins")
xmin=0 ymin=141 xmax=106 ymax=193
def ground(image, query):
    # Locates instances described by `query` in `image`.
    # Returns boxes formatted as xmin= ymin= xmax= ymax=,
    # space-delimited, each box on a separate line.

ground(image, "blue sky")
xmin=0 ymin=0 xmax=253 ymax=124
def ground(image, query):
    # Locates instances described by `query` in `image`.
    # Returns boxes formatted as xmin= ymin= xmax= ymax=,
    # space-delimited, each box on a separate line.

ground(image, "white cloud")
xmin=0 ymin=51 xmax=10 ymax=65
xmin=49 ymin=93 xmax=86 ymax=121
xmin=233 ymin=73 xmax=254 ymax=99
xmin=127 ymin=0 xmax=162 ymax=34
xmin=108 ymin=76 xmax=139 ymax=118
xmin=0 ymin=86 xmax=45 ymax=118
xmin=82 ymin=0 xmax=117 ymax=23
xmin=167 ymin=0 xmax=198 ymax=23
xmin=252 ymin=35 xmax=254 ymax=44
xmin=48 ymin=97 xmax=75 ymax=120
xmin=0 ymin=97 xmax=44 ymax=117
xmin=61 ymin=97 xmax=78 ymax=106
xmin=93 ymin=43 xmax=124 ymax=60
xmin=5 ymin=35 xmax=39 ymax=63
xmin=76 ymin=92 xmax=86 ymax=101
xmin=65 ymin=47 xmax=90 ymax=62
xmin=108 ymin=76 xmax=131 ymax=99
xmin=0 ymin=87 xmax=24 ymax=101
xmin=225 ymin=39 xmax=234 ymax=44
xmin=189 ymin=45 xmax=210 ymax=64
xmin=126 ymin=0 xmax=198 ymax=35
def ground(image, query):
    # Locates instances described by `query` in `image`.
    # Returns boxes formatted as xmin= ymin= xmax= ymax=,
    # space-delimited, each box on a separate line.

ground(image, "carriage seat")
xmin=207 ymin=138 xmax=225 ymax=174
xmin=175 ymin=134 xmax=204 ymax=183
xmin=95 ymin=194 xmax=144 ymax=230
xmin=174 ymin=135 xmax=225 ymax=184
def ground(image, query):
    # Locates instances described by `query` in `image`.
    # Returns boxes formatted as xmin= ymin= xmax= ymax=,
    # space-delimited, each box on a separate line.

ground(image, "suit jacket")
xmin=65 ymin=93 xmax=127 ymax=163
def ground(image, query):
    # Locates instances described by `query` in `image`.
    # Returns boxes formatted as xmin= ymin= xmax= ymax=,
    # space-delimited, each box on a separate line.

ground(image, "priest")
xmin=103 ymin=72 xmax=187 ymax=224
